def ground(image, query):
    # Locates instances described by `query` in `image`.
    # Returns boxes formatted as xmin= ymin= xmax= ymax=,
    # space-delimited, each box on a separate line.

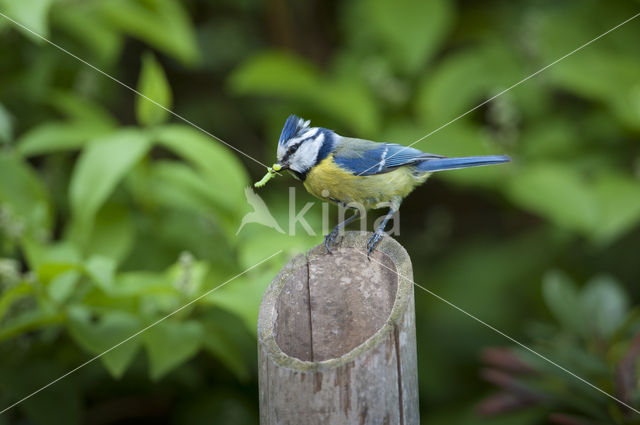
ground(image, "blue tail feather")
xmin=417 ymin=155 xmax=511 ymax=172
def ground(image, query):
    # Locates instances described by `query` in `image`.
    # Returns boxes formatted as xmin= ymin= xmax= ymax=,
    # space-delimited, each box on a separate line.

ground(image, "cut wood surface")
xmin=258 ymin=231 xmax=419 ymax=425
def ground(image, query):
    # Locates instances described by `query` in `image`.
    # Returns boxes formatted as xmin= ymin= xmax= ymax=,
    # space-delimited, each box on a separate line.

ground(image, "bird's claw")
xmin=366 ymin=230 xmax=385 ymax=259
xmin=324 ymin=229 xmax=340 ymax=254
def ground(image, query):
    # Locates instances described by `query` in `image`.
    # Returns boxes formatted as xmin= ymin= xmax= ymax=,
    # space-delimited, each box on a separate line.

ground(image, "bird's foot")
xmin=324 ymin=229 xmax=340 ymax=254
xmin=366 ymin=229 xmax=385 ymax=259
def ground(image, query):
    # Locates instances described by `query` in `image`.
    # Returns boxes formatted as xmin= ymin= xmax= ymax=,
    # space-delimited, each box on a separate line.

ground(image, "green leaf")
xmin=144 ymin=320 xmax=203 ymax=380
xmin=0 ymin=102 xmax=12 ymax=145
xmin=99 ymin=0 xmax=200 ymax=66
xmin=590 ymin=173 xmax=640 ymax=244
xmin=546 ymin=47 xmax=640 ymax=130
xmin=83 ymin=203 xmax=134 ymax=265
xmin=136 ymin=52 xmax=172 ymax=127
xmin=84 ymin=255 xmax=116 ymax=293
xmin=527 ymin=2 xmax=640 ymax=128
xmin=518 ymin=119 xmax=579 ymax=159
xmin=35 ymin=243 xmax=82 ymax=284
xmin=205 ymin=278 xmax=272 ymax=336
xmin=229 ymin=51 xmax=319 ymax=98
xmin=580 ymin=275 xmax=628 ymax=339
xmin=29 ymin=241 xmax=81 ymax=279
xmin=368 ymin=0 xmax=452 ymax=72
xmin=542 ymin=270 xmax=584 ymax=335
xmin=113 ymin=271 xmax=175 ymax=298
xmin=0 ymin=152 xmax=52 ymax=238
xmin=0 ymin=309 xmax=64 ymax=342
xmin=69 ymin=129 xmax=151 ymax=227
xmin=0 ymin=283 xmax=33 ymax=323
xmin=46 ymin=91 xmax=117 ymax=127
xmin=506 ymin=163 xmax=597 ymax=234
xmin=17 ymin=121 xmax=114 ymax=157
xmin=47 ymin=270 xmax=80 ymax=304
xmin=154 ymin=125 xmax=248 ymax=214
xmin=201 ymin=314 xmax=249 ymax=381
xmin=507 ymin=164 xmax=640 ymax=242
xmin=415 ymin=42 xmax=522 ymax=126
xmin=150 ymin=161 xmax=218 ymax=210
xmin=204 ymin=239 xmax=288 ymax=331
xmin=229 ymin=52 xmax=379 ymax=134
xmin=67 ymin=306 xmax=141 ymax=378
xmin=121 ymin=206 xmax=236 ymax=273
xmin=311 ymin=77 xmax=379 ymax=136
xmin=0 ymin=0 xmax=54 ymax=41
xmin=50 ymin=2 xmax=123 ymax=64
xmin=236 ymin=223 xmax=316 ymax=270
xmin=147 ymin=161 xmax=239 ymax=240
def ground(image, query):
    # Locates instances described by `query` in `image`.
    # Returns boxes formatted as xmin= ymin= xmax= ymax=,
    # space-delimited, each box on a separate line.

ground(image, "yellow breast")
xmin=303 ymin=154 xmax=429 ymax=209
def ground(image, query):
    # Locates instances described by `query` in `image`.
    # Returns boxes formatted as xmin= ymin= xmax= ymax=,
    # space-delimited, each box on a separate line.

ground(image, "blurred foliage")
xmin=1 ymin=0 xmax=640 ymax=424
xmin=479 ymin=273 xmax=640 ymax=424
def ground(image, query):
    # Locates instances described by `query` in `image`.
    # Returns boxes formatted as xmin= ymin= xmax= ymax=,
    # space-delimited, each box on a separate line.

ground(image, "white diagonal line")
xmin=0 ymin=250 xmax=283 ymax=416
xmin=0 ymin=11 xmax=278 ymax=173
xmin=357 ymin=11 xmax=640 ymax=176
xmin=358 ymin=249 xmax=640 ymax=415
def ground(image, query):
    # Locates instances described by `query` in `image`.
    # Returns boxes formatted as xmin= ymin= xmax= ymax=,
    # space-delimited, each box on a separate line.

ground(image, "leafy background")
xmin=1 ymin=0 xmax=640 ymax=424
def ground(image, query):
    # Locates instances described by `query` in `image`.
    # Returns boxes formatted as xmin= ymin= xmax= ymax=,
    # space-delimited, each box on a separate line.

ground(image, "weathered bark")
xmin=258 ymin=231 xmax=419 ymax=425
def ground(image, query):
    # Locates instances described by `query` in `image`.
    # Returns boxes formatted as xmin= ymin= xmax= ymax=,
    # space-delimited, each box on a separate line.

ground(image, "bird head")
xmin=274 ymin=115 xmax=332 ymax=180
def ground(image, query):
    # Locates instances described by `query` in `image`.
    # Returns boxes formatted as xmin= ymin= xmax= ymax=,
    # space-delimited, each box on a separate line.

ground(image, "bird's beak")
xmin=273 ymin=163 xmax=288 ymax=172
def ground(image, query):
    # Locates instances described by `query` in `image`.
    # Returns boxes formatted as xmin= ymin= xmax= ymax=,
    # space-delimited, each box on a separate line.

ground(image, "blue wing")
xmin=333 ymin=139 xmax=442 ymax=176
xmin=332 ymin=138 xmax=510 ymax=176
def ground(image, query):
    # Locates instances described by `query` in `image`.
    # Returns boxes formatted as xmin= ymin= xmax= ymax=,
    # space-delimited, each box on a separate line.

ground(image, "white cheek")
xmin=291 ymin=141 xmax=321 ymax=172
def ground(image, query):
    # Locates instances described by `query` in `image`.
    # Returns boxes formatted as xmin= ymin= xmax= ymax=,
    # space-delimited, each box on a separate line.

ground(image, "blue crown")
xmin=279 ymin=114 xmax=309 ymax=145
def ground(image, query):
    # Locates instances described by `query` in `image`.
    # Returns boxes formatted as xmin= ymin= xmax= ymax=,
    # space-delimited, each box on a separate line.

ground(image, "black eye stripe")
xmin=281 ymin=135 xmax=315 ymax=161
xmin=287 ymin=140 xmax=306 ymax=154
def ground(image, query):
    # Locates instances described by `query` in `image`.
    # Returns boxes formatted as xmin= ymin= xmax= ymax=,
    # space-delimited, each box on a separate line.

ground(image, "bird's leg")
xmin=324 ymin=209 xmax=360 ymax=254
xmin=367 ymin=206 xmax=398 ymax=258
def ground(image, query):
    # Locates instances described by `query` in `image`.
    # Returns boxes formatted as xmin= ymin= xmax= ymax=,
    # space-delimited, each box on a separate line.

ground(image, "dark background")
xmin=1 ymin=0 xmax=640 ymax=423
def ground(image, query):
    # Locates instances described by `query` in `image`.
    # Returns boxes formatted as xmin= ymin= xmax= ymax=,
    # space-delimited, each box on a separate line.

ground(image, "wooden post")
xmin=258 ymin=231 xmax=419 ymax=425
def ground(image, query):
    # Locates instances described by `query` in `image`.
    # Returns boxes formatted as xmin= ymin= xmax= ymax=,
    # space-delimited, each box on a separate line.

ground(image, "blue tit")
xmin=270 ymin=114 xmax=511 ymax=256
